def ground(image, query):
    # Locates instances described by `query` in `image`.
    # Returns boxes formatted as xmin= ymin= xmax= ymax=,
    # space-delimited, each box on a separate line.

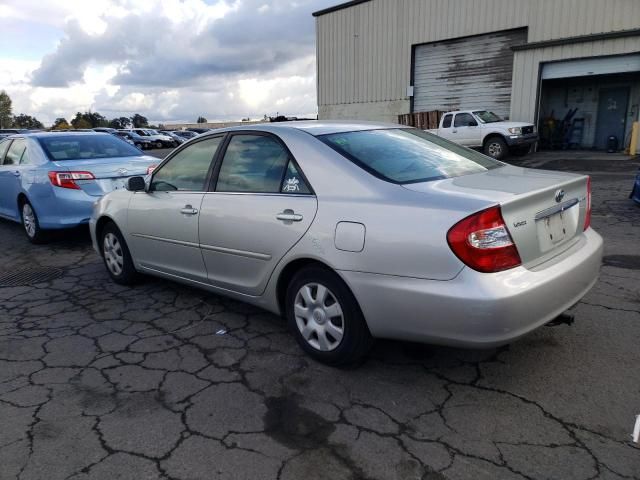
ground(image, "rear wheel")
xmin=484 ymin=137 xmax=508 ymax=160
xmin=101 ymin=223 xmax=139 ymax=285
xmin=286 ymin=266 xmax=373 ymax=366
xmin=155 ymin=141 xmax=163 ymax=149
xmin=134 ymin=142 xmax=142 ymax=149
xmin=20 ymin=199 xmax=48 ymax=244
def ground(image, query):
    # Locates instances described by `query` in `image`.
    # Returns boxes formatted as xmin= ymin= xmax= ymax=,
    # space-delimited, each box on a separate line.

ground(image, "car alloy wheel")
xmin=156 ymin=141 xmax=163 ymax=149
xmin=294 ymin=282 xmax=345 ymax=351
xmin=22 ymin=203 xmax=37 ymax=239
xmin=103 ymin=232 xmax=124 ymax=276
xmin=488 ymin=142 xmax=503 ymax=158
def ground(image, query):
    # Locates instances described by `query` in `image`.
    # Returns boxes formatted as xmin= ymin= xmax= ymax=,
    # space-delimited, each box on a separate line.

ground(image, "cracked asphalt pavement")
xmin=1 ymin=155 xmax=639 ymax=480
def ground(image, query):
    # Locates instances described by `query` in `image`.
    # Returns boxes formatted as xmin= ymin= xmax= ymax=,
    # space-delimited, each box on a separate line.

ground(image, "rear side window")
xmin=4 ymin=139 xmax=26 ymax=165
xmin=281 ymin=160 xmax=311 ymax=194
xmin=319 ymin=128 xmax=502 ymax=184
xmin=216 ymin=134 xmax=290 ymax=193
xmin=442 ymin=114 xmax=453 ymax=128
xmin=151 ymin=137 xmax=223 ymax=192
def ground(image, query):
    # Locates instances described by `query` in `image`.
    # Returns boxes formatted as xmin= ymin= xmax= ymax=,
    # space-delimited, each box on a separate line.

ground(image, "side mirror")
xmin=468 ymin=121 xmax=478 ymax=127
xmin=127 ymin=176 xmax=146 ymax=192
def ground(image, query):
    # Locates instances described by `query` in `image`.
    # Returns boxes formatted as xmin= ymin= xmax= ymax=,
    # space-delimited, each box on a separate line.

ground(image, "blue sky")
xmin=0 ymin=0 xmax=336 ymax=125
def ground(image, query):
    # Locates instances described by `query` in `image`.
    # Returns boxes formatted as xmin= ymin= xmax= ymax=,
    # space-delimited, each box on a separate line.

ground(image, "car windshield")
xmin=472 ymin=111 xmax=502 ymax=123
xmin=38 ymin=135 xmax=143 ymax=161
xmin=319 ymin=128 xmax=502 ymax=184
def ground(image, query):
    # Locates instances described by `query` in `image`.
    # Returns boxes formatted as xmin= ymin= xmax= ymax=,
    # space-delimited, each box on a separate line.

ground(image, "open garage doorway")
xmin=537 ymin=55 xmax=640 ymax=151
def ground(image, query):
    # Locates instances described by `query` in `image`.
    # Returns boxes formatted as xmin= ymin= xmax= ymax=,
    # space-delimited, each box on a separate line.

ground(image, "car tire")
xmin=286 ymin=266 xmax=373 ymax=366
xmin=484 ymin=136 xmax=508 ymax=160
xmin=135 ymin=142 xmax=142 ymax=149
xmin=20 ymin=199 xmax=48 ymax=244
xmin=101 ymin=222 xmax=139 ymax=285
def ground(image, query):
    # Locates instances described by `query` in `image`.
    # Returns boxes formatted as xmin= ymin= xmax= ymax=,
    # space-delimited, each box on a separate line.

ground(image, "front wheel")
xmin=101 ymin=223 xmax=139 ymax=285
xmin=20 ymin=200 xmax=48 ymax=244
xmin=155 ymin=141 xmax=163 ymax=149
xmin=286 ymin=266 xmax=373 ymax=366
xmin=484 ymin=137 xmax=508 ymax=160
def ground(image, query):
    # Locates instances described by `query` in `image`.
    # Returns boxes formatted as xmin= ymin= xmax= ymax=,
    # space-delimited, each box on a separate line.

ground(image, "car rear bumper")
xmin=37 ymin=188 xmax=97 ymax=229
xmin=340 ymin=228 xmax=603 ymax=348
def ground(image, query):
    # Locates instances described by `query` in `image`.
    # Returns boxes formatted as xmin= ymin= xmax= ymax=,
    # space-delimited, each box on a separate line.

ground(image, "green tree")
xmin=12 ymin=114 xmax=44 ymax=130
xmin=130 ymin=113 xmax=149 ymax=128
xmin=108 ymin=117 xmax=131 ymax=129
xmin=70 ymin=111 xmax=108 ymax=129
xmin=52 ymin=118 xmax=70 ymax=130
xmin=197 ymin=116 xmax=207 ymax=124
xmin=0 ymin=91 xmax=13 ymax=128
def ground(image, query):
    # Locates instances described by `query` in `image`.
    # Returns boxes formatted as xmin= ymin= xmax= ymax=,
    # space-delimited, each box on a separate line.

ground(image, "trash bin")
xmin=607 ymin=135 xmax=619 ymax=153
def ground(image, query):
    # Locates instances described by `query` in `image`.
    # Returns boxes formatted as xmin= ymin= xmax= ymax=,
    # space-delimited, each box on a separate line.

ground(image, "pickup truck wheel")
xmin=484 ymin=137 xmax=508 ymax=160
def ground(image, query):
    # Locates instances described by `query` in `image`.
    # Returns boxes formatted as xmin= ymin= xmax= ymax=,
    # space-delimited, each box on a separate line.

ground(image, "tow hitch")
xmin=546 ymin=311 xmax=575 ymax=327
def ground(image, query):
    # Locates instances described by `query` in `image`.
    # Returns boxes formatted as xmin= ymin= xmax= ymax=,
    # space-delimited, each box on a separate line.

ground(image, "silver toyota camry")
xmin=90 ymin=121 xmax=603 ymax=365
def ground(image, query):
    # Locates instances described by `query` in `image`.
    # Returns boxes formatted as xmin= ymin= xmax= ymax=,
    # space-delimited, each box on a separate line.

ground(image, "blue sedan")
xmin=631 ymin=169 xmax=640 ymax=205
xmin=0 ymin=132 xmax=158 ymax=243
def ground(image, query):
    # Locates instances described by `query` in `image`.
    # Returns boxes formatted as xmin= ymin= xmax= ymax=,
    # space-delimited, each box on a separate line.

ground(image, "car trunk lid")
xmin=51 ymin=156 xmax=157 ymax=196
xmin=403 ymin=165 xmax=590 ymax=268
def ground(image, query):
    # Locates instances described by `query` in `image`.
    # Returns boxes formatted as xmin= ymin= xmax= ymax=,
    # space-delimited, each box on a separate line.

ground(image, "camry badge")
xmin=555 ymin=189 xmax=565 ymax=203
xmin=117 ymin=168 xmax=128 ymax=176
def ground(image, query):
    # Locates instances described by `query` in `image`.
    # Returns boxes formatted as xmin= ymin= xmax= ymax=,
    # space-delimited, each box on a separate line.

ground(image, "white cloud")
xmin=0 ymin=0 xmax=331 ymax=125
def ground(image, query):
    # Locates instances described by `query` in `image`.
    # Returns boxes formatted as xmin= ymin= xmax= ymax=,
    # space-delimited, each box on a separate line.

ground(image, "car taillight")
xmin=48 ymin=171 xmax=95 ymax=190
xmin=583 ymin=176 xmax=591 ymax=231
xmin=447 ymin=206 xmax=522 ymax=273
xmin=147 ymin=165 xmax=157 ymax=175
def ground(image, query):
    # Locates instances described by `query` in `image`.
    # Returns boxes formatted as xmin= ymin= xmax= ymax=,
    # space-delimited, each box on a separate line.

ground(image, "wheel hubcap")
xmin=22 ymin=204 xmax=36 ymax=238
xmin=103 ymin=233 xmax=124 ymax=276
xmin=488 ymin=143 xmax=502 ymax=157
xmin=294 ymin=283 xmax=344 ymax=351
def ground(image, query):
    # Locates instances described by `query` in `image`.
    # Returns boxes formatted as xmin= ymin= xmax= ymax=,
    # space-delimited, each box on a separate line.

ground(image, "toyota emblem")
xmin=554 ymin=189 xmax=565 ymax=203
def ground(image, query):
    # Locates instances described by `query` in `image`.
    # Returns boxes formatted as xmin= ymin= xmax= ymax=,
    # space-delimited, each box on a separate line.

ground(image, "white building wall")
xmin=316 ymin=0 xmax=640 ymax=122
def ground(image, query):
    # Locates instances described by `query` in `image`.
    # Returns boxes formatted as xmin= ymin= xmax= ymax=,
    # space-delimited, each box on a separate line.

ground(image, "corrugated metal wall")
xmin=413 ymin=29 xmax=526 ymax=118
xmin=316 ymin=0 xmax=640 ymax=121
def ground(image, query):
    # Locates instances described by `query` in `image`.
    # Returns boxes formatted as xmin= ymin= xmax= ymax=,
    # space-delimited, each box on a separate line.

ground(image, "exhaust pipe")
xmin=546 ymin=311 xmax=575 ymax=327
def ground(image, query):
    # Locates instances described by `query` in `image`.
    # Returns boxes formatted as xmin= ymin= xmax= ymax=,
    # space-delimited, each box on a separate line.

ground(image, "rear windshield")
xmin=38 ymin=135 xmax=143 ymax=161
xmin=319 ymin=128 xmax=502 ymax=184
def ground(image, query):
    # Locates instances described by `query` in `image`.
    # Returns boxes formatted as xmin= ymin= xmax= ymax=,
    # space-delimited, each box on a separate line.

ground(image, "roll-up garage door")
xmin=412 ymin=29 xmax=527 ymax=119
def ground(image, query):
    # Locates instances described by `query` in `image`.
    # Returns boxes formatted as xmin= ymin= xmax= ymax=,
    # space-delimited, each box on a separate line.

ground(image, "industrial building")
xmin=314 ymin=0 xmax=640 ymax=150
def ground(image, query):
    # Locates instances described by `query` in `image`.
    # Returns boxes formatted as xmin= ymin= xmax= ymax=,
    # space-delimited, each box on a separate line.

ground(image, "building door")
xmin=594 ymin=87 xmax=629 ymax=150
xmin=412 ymin=29 xmax=527 ymax=119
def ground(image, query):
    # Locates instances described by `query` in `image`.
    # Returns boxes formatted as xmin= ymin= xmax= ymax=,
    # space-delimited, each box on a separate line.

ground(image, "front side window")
xmin=454 ymin=113 xmax=477 ymax=128
xmin=216 ymin=134 xmax=290 ymax=193
xmin=442 ymin=114 xmax=453 ymax=128
xmin=38 ymin=135 xmax=142 ymax=161
xmin=4 ymin=139 xmax=26 ymax=165
xmin=320 ymin=128 xmax=502 ymax=184
xmin=151 ymin=137 xmax=223 ymax=192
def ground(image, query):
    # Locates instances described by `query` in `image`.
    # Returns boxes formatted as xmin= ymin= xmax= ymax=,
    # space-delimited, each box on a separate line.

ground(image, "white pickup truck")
xmin=428 ymin=110 xmax=538 ymax=160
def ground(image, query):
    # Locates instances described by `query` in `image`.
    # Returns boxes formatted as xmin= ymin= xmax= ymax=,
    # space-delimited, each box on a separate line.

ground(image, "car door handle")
xmin=13 ymin=171 xmax=20 ymax=177
xmin=452 ymin=129 xmax=457 ymax=133
xmin=180 ymin=205 xmax=198 ymax=215
xmin=276 ymin=210 xmax=303 ymax=222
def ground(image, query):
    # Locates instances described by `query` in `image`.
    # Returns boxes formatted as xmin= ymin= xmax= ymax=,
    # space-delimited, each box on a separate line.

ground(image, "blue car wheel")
xmin=20 ymin=199 xmax=48 ymax=244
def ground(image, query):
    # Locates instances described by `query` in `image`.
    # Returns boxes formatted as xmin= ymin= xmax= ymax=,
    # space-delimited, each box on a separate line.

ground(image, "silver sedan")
xmin=90 ymin=122 xmax=603 ymax=365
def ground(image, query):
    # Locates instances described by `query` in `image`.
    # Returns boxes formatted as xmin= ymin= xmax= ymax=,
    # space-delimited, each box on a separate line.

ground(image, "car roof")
xmin=10 ymin=131 xmax=111 ymax=138
xmin=202 ymin=120 xmax=406 ymax=137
